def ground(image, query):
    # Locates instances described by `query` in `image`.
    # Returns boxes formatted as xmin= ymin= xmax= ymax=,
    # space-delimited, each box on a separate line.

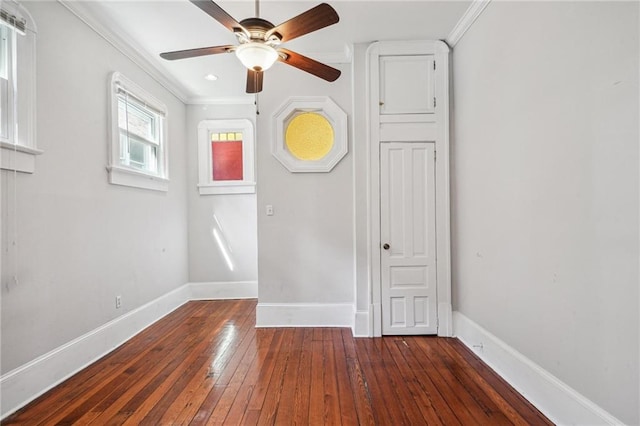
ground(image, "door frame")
xmin=365 ymin=40 xmax=452 ymax=337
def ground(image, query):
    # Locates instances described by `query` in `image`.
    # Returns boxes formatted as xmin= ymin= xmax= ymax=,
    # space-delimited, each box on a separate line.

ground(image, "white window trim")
xmin=197 ymin=119 xmax=255 ymax=195
xmin=272 ymin=96 xmax=348 ymax=173
xmin=108 ymin=72 xmax=169 ymax=192
xmin=0 ymin=1 xmax=39 ymax=174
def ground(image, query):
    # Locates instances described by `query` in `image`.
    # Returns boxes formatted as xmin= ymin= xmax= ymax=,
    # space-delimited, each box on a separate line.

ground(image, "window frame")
xmin=108 ymin=72 xmax=169 ymax=192
xmin=0 ymin=0 xmax=40 ymax=174
xmin=197 ymin=119 xmax=255 ymax=195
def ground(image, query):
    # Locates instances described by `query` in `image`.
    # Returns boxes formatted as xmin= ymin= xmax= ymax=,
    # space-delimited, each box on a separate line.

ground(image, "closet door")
xmin=380 ymin=142 xmax=437 ymax=335
xmin=379 ymin=55 xmax=435 ymax=116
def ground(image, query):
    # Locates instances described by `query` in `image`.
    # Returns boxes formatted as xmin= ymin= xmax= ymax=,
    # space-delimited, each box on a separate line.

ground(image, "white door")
xmin=379 ymin=55 xmax=435 ymax=115
xmin=380 ymin=142 xmax=437 ymax=335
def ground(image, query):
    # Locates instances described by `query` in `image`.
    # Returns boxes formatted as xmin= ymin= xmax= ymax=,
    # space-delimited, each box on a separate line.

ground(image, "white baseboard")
xmin=453 ymin=311 xmax=623 ymax=425
xmin=189 ymin=281 xmax=258 ymax=300
xmin=256 ymin=303 xmax=354 ymax=328
xmin=0 ymin=280 xmax=259 ymax=420
xmin=437 ymin=302 xmax=453 ymax=337
xmin=0 ymin=284 xmax=191 ymax=420
xmin=353 ymin=310 xmax=370 ymax=337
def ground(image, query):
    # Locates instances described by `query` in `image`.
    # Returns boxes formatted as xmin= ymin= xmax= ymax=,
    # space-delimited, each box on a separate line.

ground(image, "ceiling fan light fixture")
xmin=235 ymin=42 xmax=278 ymax=72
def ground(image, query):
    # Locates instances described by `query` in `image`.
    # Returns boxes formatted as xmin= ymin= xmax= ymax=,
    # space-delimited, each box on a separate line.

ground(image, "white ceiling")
xmin=73 ymin=0 xmax=472 ymax=101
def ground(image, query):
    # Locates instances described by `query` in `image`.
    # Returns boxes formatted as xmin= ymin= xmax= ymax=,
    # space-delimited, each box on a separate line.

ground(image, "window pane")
xmin=0 ymin=25 xmax=9 ymax=141
xmin=0 ymin=25 xmax=8 ymax=80
xmin=118 ymin=96 xmax=157 ymax=143
xmin=212 ymin=139 xmax=243 ymax=181
xmin=0 ymin=77 xmax=8 ymax=140
xmin=129 ymin=139 xmax=145 ymax=167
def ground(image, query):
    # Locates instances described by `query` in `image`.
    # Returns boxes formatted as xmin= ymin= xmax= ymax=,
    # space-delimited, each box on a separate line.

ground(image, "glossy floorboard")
xmin=3 ymin=300 xmax=552 ymax=425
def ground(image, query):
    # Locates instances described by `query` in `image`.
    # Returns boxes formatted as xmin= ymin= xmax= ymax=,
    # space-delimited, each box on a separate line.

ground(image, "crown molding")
xmin=58 ymin=0 xmax=190 ymax=104
xmin=445 ymin=0 xmax=492 ymax=47
xmin=187 ymin=96 xmax=256 ymax=105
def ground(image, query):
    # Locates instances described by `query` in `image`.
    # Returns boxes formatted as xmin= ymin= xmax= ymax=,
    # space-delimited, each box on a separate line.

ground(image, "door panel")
xmin=379 ymin=55 xmax=435 ymax=115
xmin=381 ymin=142 xmax=437 ymax=335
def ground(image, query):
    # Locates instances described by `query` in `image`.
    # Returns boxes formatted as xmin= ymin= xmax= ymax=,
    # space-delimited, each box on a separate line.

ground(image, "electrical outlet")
xmin=115 ymin=295 xmax=122 ymax=309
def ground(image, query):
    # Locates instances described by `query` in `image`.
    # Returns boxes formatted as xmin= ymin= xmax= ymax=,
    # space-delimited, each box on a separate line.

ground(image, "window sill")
xmin=197 ymin=182 xmax=256 ymax=195
xmin=0 ymin=142 xmax=44 ymax=173
xmin=107 ymin=165 xmax=169 ymax=192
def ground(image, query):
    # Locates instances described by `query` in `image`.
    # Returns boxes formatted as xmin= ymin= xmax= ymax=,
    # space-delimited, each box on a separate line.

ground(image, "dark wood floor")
xmin=3 ymin=300 xmax=552 ymax=425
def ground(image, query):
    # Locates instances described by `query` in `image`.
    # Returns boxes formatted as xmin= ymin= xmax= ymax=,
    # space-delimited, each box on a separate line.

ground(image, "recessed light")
xmin=204 ymin=74 xmax=218 ymax=81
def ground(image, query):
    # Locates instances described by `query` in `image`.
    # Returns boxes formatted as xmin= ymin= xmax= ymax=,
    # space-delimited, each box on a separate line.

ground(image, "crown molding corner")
xmin=445 ymin=0 xmax=492 ymax=48
xmin=58 ymin=0 xmax=190 ymax=104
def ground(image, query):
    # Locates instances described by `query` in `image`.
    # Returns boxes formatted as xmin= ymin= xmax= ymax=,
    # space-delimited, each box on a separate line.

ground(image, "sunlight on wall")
xmin=212 ymin=214 xmax=234 ymax=271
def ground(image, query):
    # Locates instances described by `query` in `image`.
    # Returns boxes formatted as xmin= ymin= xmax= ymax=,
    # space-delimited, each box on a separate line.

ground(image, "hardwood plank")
xmin=256 ymin=328 xmax=296 ymax=425
xmin=203 ymin=327 xmax=278 ymax=424
xmin=2 ymin=301 xmax=552 ymax=426
xmin=353 ymin=338 xmax=396 ymax=424
xmin=322 ymin=338 xmax=341 ymax=425
xmin=41 ymin=302 xmax=215 ymax=425
xmin=330 ymin=329 xmax=359 ymax=426
xmin=382 ymin=337 xmax=444 ymax=424
xmin=408 ymin=336 xmax=484 ymax=425
xmin=131 ymin=301 xmax=253 ymax=424
xmin=443 ymin=338 xmax=553 ymax=425
xmin=290 ymin=328 xmax=314 ymax=425
xmin=308 ymin=340 xmax=326 ymax=424
xmin=384 ymin=336 xmax=463 ymax=425
xmin=340 ymin=328 xmax=376 ymax=426
xmin=7 ymin=302 xmax=204 ymax=426
xmin=92 ymin=302 xmax=240 ymax=425
xmin=272 ymin=328 xmax=305 ymax=424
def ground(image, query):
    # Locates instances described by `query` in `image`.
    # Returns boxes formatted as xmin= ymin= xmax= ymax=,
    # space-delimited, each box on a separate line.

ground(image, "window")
xmin=108 ymin=72 xmax=169 ymax=192
xmin=197 ymin=119 xmax=255 ymax=195
xmin=0 ymin=1 xmax=39 ymax=173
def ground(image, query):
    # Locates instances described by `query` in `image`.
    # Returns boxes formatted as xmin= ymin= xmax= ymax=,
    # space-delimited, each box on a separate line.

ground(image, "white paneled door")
xmin=380 ymin=142 xmax=437 ymax=335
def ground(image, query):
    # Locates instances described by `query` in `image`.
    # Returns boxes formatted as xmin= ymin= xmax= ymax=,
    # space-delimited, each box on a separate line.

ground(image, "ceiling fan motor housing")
xmin=237 ymin=18 xmax=282 ymax=44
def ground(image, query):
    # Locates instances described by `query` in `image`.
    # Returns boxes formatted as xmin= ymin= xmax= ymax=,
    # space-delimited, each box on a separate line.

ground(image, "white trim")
xmin=197 ymin=183 xmax=256 ymax=195
xmin=196 ymin=119 xmax=256 ymax=195
xmin=453 ymin=311 xmax=624 ymax=426
xmin=188 ymin=96 xmax=256 ymax=106
xmin=189 ymin=281 xmax=258 ymax=300
xmin=272 ymin=96 xmax=348 ymax=173
xmin=0 ymin=284 xmax=191 ymax=420
xmin=107 ymin=165 xmax=170 ymax=192
xmin=108 ymin=72 xmax=170 ymax=192
xmin=353 ymin=310 xmax=370 ymax=337
xmin=256 ymin=303 xmax=354 ymax=328
xmin=58 ymin=0 xmax=189 ymax=103
xmin=365 ymin=40 xmax=452 ymax=337
xmin=0 ymin=144 xmax=43 ymax=173
xmin=1 ymin=2 xmax=38 ymax=166
xmin=445 ymin=0 xmax=492 ymax=47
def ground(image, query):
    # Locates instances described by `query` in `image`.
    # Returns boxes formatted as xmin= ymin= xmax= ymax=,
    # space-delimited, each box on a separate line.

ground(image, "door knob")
xmin=383 ymin=243 xmax=390 ymax=250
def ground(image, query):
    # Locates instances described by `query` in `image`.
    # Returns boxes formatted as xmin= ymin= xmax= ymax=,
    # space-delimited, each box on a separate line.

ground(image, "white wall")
xmin=0 ymin=1 xmax=189 ymax=374
xmin=256 ymin=61 xmax=354 ymax=306
xmin=451 ymin=1 xmax=639 ymax=424
xmin=186 ymin=103 xmax=258 ymax=284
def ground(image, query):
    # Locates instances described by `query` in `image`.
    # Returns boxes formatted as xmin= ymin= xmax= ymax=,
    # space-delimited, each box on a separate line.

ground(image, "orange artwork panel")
xmin=212 ymin=141 xmax=243 ymax=181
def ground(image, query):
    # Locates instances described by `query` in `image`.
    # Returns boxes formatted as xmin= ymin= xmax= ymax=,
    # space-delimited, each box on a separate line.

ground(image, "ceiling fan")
xmin=160 ymin=0 xmax=342 ymax=94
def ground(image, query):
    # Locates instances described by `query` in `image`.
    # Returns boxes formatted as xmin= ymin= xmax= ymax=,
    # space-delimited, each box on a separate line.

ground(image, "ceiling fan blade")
xmin=160 ymin=45 xmax=234 ymax=60
xmin=278 ymin=48 xmax=341 ymax=82
xmin=266 ymin=3 xmax=339 ymax=43
xmin=246 ymin=69 xmax=264 ymax=93
xmin=189 ymin=0 xmax=247 ymax=35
